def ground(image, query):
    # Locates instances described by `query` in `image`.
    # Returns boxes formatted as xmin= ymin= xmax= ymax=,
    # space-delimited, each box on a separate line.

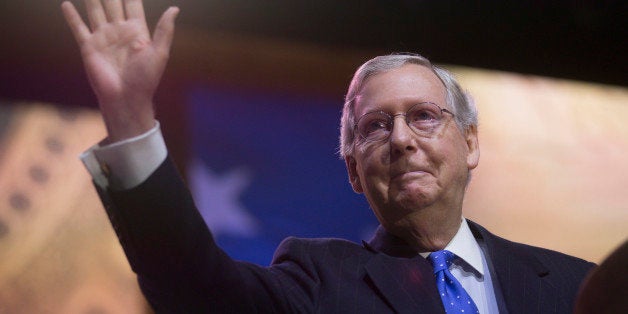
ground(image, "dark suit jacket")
xmin=96 ymin=158 xmax=595 ymax=313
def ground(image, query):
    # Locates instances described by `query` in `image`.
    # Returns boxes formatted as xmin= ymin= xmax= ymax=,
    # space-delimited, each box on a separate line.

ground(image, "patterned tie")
xmin=428 ymin=250 xmax=479 ymax=314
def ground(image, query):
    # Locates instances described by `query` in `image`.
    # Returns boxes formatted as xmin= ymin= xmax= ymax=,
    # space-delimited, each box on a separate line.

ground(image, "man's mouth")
xmin=391 ymin=169 xmax=431 ymax=180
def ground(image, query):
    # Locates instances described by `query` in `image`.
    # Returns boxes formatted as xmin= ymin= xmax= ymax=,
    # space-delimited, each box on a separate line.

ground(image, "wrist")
xmin=100 ymin=99 xmax=156 ymax=143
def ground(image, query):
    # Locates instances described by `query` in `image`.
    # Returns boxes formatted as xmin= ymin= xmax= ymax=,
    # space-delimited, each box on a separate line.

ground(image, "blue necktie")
xmin=428 ymin=250 xmax=479 ymax=314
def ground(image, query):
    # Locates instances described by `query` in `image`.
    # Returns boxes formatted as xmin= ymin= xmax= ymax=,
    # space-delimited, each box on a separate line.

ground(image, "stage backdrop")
xmin=0 ymin=67 xmax=626 ymax=313
xmin=186 ymin=88 xmax=376 ymax=265
xmin=0 ymin=103 xmax=149 ymax=313
xmin=457 ymin=68 xmax=628 ymax=261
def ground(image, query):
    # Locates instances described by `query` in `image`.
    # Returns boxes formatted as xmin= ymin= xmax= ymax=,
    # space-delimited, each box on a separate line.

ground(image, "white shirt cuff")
xmin=80 ymin=121 xmax=167 ymax=190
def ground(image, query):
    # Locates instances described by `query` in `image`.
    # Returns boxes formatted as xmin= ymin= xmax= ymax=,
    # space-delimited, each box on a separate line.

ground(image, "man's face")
xmin=345 ymin=64 xmax=479 ymax=230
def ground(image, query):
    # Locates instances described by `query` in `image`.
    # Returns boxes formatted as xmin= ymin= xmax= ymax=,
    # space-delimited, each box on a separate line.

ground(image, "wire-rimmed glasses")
xmin=354 ymin=102 xmax=455 ymax=143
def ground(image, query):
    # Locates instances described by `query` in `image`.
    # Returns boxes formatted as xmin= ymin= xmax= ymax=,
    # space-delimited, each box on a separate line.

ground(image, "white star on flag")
xmin=187 ymin=158 xmax=261 ymax=238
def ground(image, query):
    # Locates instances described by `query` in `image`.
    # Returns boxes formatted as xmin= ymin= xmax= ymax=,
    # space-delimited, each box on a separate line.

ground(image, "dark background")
xmin=1 ymin=0 xmax=626 ymax=105
xmin=180 ymin=0 xmax=626 ymax=86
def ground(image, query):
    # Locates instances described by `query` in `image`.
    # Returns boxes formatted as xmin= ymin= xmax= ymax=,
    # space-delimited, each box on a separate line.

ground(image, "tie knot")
xmin=428 ymin=250 xmax=455 ymax=273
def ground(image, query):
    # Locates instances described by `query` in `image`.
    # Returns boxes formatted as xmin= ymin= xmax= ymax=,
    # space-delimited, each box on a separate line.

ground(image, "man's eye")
xmin=410 ymin=110 xmax=437 ymax=122
xmin=358 ymin=116 xmax=390 ymax=138
xmin=365 ymin=120 xmax=388 ymax=133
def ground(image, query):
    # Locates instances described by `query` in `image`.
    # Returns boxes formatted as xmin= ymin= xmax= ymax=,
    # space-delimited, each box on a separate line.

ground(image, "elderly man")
xmin=62 ymin=0 xmax=594 ymax=313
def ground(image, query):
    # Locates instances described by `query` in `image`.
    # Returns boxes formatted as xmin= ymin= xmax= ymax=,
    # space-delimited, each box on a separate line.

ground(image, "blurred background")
xmin=0 ymin=0 xmax=626 ymax=313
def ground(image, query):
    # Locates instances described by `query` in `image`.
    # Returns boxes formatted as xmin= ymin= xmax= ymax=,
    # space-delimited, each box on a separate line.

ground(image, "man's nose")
xmin=389 ymin=115 xmax=417 ymax=154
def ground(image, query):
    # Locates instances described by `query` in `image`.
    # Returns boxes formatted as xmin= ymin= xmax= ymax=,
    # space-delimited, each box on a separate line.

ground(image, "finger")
xmin=102 ymin=0 xmax=125 ymax=22
xmin=61 ymin=1 xmax=91 ymax=44
xmin=124 ymin=0 xmax=147 ymax=24
xmin=153 ymin=7 xmax=179 ymax=54
xmin=84 ymin=0 xmax=107 ymax=30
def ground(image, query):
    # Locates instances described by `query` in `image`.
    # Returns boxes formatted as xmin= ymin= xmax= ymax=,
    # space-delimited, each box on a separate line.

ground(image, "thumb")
xmin=153 ymin=6 xmax=180 ymax=54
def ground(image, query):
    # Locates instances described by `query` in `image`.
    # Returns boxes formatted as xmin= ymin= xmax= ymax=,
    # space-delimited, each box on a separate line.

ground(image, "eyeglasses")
xmin=354 ymin=102 xmax=455 ymax=143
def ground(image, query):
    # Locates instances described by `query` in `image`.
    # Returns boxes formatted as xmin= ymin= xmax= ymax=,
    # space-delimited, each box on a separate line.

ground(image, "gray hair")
xmin=339 ymin=53 xmax=478 ymax=158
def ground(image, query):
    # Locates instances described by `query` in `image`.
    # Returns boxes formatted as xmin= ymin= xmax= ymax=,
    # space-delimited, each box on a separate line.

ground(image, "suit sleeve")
xmin=96 ymin=157 xmax=318 ymax=313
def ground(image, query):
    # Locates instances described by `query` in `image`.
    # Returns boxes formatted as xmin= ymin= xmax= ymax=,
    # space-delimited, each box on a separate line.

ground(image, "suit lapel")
xmin=468 ymin=220 xmax=558 ymax=313
xmin=364 ymin=221 xmax=565 ymax=313
xmin=364 ymin=226 xmax=444 ymax=313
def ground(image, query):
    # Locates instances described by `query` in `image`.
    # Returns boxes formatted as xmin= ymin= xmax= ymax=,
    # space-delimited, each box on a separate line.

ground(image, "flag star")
xmin=188 ymin=158 xmax=260 ymax=237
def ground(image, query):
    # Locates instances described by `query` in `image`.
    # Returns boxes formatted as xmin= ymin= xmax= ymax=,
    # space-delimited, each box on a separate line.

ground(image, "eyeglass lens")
xmin=356 ymin=102 xmax=449 ymax=142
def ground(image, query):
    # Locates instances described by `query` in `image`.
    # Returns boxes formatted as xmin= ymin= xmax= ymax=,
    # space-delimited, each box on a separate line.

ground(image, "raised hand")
xmin=61 ymin=0 xmax=179 ymax=142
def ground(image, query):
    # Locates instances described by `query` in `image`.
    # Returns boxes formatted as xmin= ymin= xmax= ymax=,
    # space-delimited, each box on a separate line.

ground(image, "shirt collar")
xmin=420 ymin=218 xmax=485 ymax=276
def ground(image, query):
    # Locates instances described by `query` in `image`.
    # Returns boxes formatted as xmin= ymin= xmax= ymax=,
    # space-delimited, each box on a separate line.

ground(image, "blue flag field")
xmin=187 ymin=87 xmax=378 ymax=265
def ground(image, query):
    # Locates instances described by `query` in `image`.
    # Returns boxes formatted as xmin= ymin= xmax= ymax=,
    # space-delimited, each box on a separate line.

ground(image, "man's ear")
xmin=344 ymin=155 xmax=363 ymax=193
xmin=465 ymin=125 xmax=480 ymax=170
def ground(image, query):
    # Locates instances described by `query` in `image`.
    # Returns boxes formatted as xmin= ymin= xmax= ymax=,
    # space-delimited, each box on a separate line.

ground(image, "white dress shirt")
xmin=80 ymin=121 xmax=167 ymax=190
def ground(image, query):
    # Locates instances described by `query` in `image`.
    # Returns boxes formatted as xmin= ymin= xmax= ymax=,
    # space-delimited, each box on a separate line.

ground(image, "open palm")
xmin=62 ymin=0 xmax=178 ymax=140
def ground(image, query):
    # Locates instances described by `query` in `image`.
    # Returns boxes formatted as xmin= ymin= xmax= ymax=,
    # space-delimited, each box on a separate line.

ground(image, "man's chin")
xmin=394 ymin=190 xmax=437 ymax=212
xmin=391 ymin=181 xmax=436 ymax=201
